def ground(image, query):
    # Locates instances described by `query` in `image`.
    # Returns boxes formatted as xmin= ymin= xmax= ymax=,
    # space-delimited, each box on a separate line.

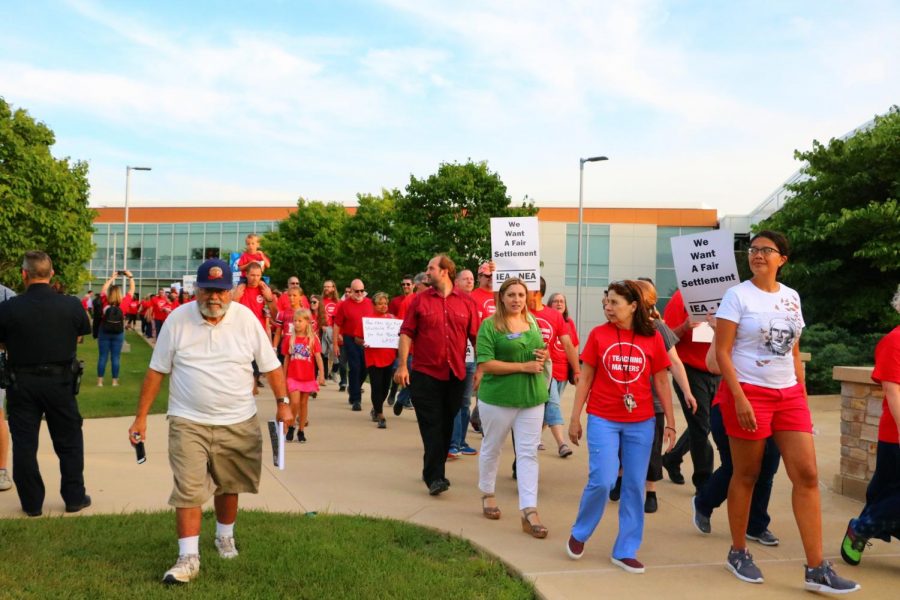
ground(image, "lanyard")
xmin=615 ymin=326 xmax=637 ymax=412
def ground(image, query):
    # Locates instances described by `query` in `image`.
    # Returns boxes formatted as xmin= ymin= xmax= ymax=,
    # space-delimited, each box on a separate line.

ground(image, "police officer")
xmin=0 ymin=251 xmax=91 ymax=517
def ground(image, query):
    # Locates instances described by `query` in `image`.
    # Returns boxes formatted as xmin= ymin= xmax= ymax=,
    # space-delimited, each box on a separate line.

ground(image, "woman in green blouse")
xmin=476 ymin=278 xmax=550 ymax=538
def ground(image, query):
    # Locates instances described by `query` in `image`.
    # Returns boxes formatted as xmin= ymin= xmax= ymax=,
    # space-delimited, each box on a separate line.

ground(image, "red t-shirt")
xmin=580 ymin=322 xmax=671 ymax=422
xmin=100 ymin=293 xmax=134 ymax=315
xmin=285 ymin=335 xmax=321 ymax=382
xmin=140 ymin=299 xmax=152 ymax=316
xmin=662 ymin=290 xmax=710 ymax=372
xmin=322 ymin=298 xmax=338 ymax=327
xmin=470 ymin=287 xmax=496 ymax=321
xmin=238 ymin=285 xmax=268 ymax=331
xmin=277 ymin=293 xmax=309 ymax=313
xmin=151 ymin=296 xmax=171 ymax=321
xmin=334 ymin=297 xmax=374 ymax=339
xmin=274 ymin=308 xmax=296 ymax=355
xmin=872 ymin=325 xmax=900 ymax=444
xmin=237 ymin=251 xmax=269 ymax=273
xmin=388 ymin=294 xmax=408 ymax=317
xmin=364 ymin=313 xmax=399 ymax=368
xmin=550 ymin=315 xmax=579 ymax=381
xmin=400 ymin=287 xmax=479 ymax=381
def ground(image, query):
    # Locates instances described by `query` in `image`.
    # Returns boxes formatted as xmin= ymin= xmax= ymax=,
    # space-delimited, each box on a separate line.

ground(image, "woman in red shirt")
xmin=841 ymin=285 xmax=900 ymax=566
xmin=364 ymin=292 xmax=398 ymax=429
xmin=565 ymin=280 xmax=676 ymax=574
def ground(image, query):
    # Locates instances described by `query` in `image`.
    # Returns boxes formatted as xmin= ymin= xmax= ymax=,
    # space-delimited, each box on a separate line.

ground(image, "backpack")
xmin=102 ymin=305 xmax=125 ymax=334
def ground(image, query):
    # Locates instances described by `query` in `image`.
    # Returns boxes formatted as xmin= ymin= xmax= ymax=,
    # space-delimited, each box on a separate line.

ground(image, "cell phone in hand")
xmin=132 ymin=434 xmax=146 ymax=464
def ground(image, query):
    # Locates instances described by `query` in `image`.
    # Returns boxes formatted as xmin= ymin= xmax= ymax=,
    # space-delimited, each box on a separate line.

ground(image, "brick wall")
xmin=833 ymin=366 xmax=880 ymax=501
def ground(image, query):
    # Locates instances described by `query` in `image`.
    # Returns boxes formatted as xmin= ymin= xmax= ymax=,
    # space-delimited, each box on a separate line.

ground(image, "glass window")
xmin=565 ymin=224 xmax=610 ymax=287
xmin=655 ymin=225 xmax=714 ymax=311
xmin=159 ymin=224 xmax=173 ymax=234
xmin=174 ymin=224 xmax=188 ymax=234
xmin=205 ymin=222 xmax=222 ymax=236
xmin=190 ymin=223 xmax=205 ymax=234
xmin=223 ymin=223 xmax=238 ymax=233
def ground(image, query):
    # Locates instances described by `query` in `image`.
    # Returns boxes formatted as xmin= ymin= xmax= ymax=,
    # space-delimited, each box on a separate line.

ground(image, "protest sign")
xmin=363 ymin=317 xmax=401 ymax=349
xmin=490 ymin=216 xmax=540 ymax=291
xmin=182 ymin=275 xmax=196 ymax=295
xmin=671 ymin=229 xmax=740 ymax=322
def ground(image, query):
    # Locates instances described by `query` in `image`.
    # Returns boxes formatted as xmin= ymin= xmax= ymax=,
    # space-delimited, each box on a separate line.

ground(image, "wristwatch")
xmin=279 ymin=397 xmax=289 ymax=405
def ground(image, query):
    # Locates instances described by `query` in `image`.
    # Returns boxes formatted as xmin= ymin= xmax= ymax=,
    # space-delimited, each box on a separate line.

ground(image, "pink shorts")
xmin=720 ymin=381 xmax=812 ymax=440
xmin=287 ymin=377 xmax=319 ymax=394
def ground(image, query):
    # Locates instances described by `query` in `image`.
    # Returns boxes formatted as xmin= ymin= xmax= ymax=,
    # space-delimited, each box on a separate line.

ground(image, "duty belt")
xmin=13 ymin=363 xmax=70 ymax=376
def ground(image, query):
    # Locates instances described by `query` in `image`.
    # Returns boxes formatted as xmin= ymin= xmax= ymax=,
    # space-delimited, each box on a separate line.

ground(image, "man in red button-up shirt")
xmin=395 ymin=255 xmax=479 ymax=496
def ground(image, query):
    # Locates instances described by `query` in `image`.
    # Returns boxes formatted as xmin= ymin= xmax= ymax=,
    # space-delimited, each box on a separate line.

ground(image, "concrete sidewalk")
xmin=1 ymin=382 xmax=896 ymax=598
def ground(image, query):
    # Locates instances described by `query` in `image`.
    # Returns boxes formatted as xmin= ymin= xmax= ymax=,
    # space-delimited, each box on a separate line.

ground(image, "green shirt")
xmin=476 ymin=316 xmax=549 ymax=408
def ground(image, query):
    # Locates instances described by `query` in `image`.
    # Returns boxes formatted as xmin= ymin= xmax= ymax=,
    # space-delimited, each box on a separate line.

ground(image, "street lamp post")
xmin=124 ymin=166 xmax=152 ymax=286
xmin=576 ymin=156 xmax=608 ymax=340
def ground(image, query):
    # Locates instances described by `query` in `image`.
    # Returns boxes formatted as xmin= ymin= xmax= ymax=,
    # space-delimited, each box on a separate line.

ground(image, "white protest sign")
xmin=670 ymin=229 xmax=740 ymax=322
xmin=363 ymin=317 xmax=401 ymax=349
xmin=182 ymin=275 xmax=196 ymax=295
xmin=490 ymin=216 xmax=540 ymax=291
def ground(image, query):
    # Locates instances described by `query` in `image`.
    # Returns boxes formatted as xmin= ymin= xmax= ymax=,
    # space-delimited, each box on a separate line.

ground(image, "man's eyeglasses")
xmin=352 ymin=289 xmax=366 ymax=294
xmin=401 ymin=282 xmax=412 ymax=287
xmin=288 ymin=281 xmax=300 ymax=286
xmin=478 ymin=273 xmax=491 ymax=279
xmin=748 ymin=247 xmax=781 ymax=257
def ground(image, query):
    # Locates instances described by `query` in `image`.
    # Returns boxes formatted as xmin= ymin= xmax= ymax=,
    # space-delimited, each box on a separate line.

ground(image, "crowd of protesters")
xmin=3 ymin=228 xmax=895 ymax=594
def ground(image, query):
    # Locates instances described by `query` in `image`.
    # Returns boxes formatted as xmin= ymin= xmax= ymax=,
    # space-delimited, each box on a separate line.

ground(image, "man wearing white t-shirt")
xmin=128 ymin=259 xmax=290 ymax=586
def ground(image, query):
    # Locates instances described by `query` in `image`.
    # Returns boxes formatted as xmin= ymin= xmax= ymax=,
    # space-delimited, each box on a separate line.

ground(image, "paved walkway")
xmin=1 ymin=380 xmax=896 ymax=598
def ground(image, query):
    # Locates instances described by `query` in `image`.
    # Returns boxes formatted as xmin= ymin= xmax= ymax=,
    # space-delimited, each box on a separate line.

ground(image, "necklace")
xmin=615 ymin=326 xmax=638 ymax=413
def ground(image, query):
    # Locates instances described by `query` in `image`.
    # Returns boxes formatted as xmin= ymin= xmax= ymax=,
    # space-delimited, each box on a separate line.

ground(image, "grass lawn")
xmin=76 ymin=330 xmax=168 ymax=418
xmin=0 ymin=511 xmax=535 ymax=599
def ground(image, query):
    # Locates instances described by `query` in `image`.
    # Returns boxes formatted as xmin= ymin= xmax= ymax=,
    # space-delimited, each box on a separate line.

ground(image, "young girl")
xmin=363 ymin=292 xmax=398 ymax=429
xmin=273 ymin=288 xmax=304 ymax=364
xmin=283 ymin=309 xmax=325 ymax=443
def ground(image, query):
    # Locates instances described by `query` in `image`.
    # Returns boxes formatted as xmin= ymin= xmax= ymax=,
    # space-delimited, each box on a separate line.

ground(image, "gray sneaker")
xmin=692 ymin=496 xmax=710 ymax=534
xmin=726 ymin=548 xmax=764 ymax=584
xmin=215 ymin=535 xmax=239 ymax=559
xmin=0 ymin=469 xmax=12 ymax=492
xmin=804 ymin=561 xmax=860 ymax=594
xmin=162 ymin=554 xmax=200 ymax=584
xmin=746 ymin=529 xmax=779 ymax=546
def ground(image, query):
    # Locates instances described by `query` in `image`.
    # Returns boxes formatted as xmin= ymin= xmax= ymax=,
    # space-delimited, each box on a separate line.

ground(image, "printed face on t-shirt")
xmin=763 ymin=317 xmax=797 ymax=356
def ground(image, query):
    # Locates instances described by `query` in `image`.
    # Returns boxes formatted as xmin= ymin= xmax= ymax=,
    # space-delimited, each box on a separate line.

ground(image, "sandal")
xmin=481 ymin=494 xmax=501 ymax=520
xmin=558 ymin=444 xmax=573 ymax=458
xmin=521 ymin=509 xmax=548 ymax=539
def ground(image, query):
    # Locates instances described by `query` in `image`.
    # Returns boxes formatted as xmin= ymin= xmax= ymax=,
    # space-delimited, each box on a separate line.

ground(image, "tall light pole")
xmin=123 ymin=166 xmax=151 ymax=284
xmin=576 ymin=156 xmax=608 ymax=339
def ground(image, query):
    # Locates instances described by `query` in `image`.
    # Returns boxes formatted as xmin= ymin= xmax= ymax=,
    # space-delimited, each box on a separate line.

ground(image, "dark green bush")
xmin=802 ymin=323 xmax=881 ymax=394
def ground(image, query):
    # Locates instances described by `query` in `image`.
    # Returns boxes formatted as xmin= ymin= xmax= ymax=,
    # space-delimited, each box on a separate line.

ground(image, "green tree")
xmin=0 ymin=97 xmax=95 ymax=291
xmin=334 ymin=189 xmax=401 ymax=295
xmin=263 ymin=198 xmax=349 ymax=292
xmin=393 ymin=160 xmax=537 ymax=276
xmin=759 ymin=107 xmax=900 ymax=333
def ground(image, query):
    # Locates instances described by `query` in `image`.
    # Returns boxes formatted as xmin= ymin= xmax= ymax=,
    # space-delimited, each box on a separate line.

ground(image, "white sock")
xmin=178 ymin=535 xmax=199 ymax=556
xmin=216 ymin=521 xmax=234 ymax=538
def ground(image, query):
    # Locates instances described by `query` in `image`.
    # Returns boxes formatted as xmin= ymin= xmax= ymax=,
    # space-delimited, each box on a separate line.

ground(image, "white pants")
xmin=477 ymin=401 xmax=544 ymax=510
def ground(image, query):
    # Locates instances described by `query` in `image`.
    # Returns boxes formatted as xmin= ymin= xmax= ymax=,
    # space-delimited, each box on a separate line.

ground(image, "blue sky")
xmin=1 ymin=0 xmax=897 ymax=215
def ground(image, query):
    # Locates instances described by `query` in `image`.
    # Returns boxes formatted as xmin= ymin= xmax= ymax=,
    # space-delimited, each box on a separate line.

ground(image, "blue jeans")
xmin=96 ymin=330 xmax=125 ymax=378
xmin=854 ymin=441 xmax=900 ymax=541
xmin=695 ymin=404 xmax=780 ymax=536
xmin=544 ymin=378 xmax=566 ymax=426
xmin=450 ymin=361 xmax=476 ymax=452
xmin=343 ymin=337 xmax=365 ymax=405
xmin=571 ymin=415 xmax=655 ymax=559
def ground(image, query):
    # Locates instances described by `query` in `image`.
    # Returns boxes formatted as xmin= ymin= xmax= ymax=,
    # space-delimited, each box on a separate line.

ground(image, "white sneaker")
xmin=215 ymin=535 xmax=239 ymax=559
xmin=162 ymin=554 xmax=200 ymax=584
xmin=0 ymin=469 xmax=12 ymax=492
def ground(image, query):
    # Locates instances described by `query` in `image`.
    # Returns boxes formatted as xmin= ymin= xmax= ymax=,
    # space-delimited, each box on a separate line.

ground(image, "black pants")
xmin=855 ymin=441 xmax=900 ymax=541
xmin=667 ymin=365 xmax=719 ymax=489
xmin=368 ymin=366 xmax=392 ymax=417
xmin=646 ymin=412 xmax=665 ymax=482
xmin=6 ymin=372 xmax=86 ymax=513
xmin=409 ymin=370 xmax=465 ymax=486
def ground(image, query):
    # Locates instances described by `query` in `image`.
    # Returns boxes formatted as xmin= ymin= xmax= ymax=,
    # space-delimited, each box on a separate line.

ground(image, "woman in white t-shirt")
xmin=715 ymin=230 xmax=858 ymax=594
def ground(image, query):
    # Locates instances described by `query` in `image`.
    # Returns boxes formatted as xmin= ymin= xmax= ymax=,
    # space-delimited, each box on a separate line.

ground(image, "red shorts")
xmin=720 ymin=381 xmax=812 ymax=440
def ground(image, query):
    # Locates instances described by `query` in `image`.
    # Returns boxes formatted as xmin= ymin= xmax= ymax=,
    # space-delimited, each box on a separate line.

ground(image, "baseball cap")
xmin=196 ymin=259 xmax=233 ymax=290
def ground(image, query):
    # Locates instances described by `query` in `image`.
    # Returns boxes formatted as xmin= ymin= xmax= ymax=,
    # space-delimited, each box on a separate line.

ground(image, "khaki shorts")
xmin=167 ymin=415 xmax=263 ymax=508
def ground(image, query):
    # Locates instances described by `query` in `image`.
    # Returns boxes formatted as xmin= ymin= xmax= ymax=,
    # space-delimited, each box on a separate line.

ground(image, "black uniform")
xmin=0 ymin=283 xmax=91 ymax=515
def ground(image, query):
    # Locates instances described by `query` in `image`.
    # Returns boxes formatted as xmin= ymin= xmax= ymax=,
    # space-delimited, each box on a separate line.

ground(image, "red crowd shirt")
xmin=238 ymin=285 xmax=268 ymax=331
xmin=662 ymin=290 xmax=710 ymax=372
xmin=151 ymin=296 xmax=172 ymax=321
xmin=322 ymin=298 xmax=338 ymax=327
xmin=277 ymin=293 xmax=309 ymax=313
xmin=334 ymin=297 xmax=374 ymax=339
xmin=237 ymin=251 xmax=269 ymax=273
xmin=364 ymin=313 xmax=399 ymax=368
xmin=550 ymin=315 xmax=579 ymax=381
xmin=580 ymin=322 xmax=671 ymax=422
xmin=285 ymin=335 xmax=320 ymax=383
xmin=388 ymin=294 xmax=408 ymax=317
xmin=140 ymin=299 xmax=152 ymax=316
xmin=274 ymin=308 xmax=296 ymax=355
xmin=100 ymin=293 xmax=134 ymax=315
xmin=399 ymin=287 xmax=479 ymax=381
xmin=872 ymin=325 xmax=900 ymax=444
xmin=470 ymin=287 xmax=496 ymax=321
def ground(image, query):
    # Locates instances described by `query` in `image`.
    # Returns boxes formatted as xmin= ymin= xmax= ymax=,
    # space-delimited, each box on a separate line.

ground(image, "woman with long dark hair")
xmin=717 ymin=230 xmax=858 ymax=593
xmin=566 ymin=280 xmax=676 ymax=573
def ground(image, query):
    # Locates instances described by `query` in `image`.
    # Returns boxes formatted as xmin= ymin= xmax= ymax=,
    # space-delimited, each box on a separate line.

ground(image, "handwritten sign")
xmin=363 ymin=317 xmax=401 ymax=349
xmin=490 ymin=216 xmax=540 ymax=291
xmin=671 ymin=229 xmax=739 ymax=322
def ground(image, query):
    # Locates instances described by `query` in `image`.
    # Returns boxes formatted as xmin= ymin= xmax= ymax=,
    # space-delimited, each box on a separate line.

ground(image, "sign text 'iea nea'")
xmin=490 ymin=216 xmax=540 ymax=291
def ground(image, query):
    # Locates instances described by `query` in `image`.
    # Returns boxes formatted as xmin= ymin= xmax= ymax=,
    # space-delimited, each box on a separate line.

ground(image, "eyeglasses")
xmin=478 ymin=273 xmax=491 ymax=278
xmin=352 ymin=289 xmax=365 ymax=294
xmin=401 ymin=282 xmax=412 ymax=287
xmin=288 ymin=281 xmax=300 ymax=286
xmin=748 ymin=247 xmax=781 ymax=257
